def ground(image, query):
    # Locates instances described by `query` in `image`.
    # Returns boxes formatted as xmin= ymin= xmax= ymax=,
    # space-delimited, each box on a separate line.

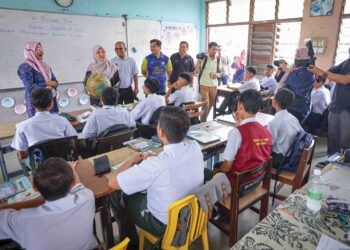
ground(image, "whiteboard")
xmin=0 ymin=9 xmax=125 ymax=90
xmin=161 ymin=21 xmax=199 ymax=60
xmin=127 ymin=19 xmax=161 ymax=72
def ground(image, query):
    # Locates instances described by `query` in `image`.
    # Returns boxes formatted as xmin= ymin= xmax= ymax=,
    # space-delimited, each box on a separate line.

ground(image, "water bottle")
xmin=307 ymin=169 xmax=323 ymax=213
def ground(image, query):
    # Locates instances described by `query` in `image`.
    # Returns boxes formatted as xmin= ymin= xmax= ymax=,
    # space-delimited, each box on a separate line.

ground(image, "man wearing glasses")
xmin=112 ymin=41 xmax=139 ymax=104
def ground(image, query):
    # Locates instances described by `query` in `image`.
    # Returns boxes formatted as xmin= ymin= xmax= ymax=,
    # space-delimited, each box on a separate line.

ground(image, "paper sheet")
xmin=316 ymin=235 xmax=350 ymax=250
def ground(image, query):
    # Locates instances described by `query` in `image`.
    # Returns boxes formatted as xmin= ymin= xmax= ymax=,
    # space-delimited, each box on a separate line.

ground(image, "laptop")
xmin=187 ymin=130 xmax=220 ymax=144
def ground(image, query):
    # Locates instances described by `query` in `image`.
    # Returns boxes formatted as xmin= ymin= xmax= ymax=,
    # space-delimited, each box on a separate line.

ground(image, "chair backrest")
xmin=109 ymin=237 xmax=130 ymax=250
xmin=294 ymin=136 xmax=317 ymax=187
xmin=149 ymin=106 xmax=164 ymax=125
xmin=93 ymin=128 xmax=136 ymax=155
xmin=28 ymin=136 xmax=78 ymax=170
xmin=135 ymin=122 xmax=157 ymax=139
xmin=182 ymin=102 xmax=206 ymax=119
xmin=162 ymin=195 xmax=199 ymax=249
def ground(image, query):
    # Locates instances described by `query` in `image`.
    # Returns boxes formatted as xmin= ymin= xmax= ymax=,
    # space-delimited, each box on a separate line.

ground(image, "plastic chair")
xmin=139 ymin=195 xmax=199 ymax=250
xmin=27 ymin=136 xmax=79 ymax=170
xmin=109 ymin=237 xmax=130 ymax=250
xmin=192 ymin=202 xmax=210 ymax=250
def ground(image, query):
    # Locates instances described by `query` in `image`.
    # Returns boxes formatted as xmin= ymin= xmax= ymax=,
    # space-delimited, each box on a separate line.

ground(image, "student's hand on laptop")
xmin=142 ymin=151 xmax=158 ymax=160
xmin=69 ymin=161 xmax=81 ymax=184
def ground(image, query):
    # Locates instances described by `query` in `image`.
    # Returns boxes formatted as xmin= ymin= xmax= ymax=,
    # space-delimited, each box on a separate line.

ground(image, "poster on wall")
xmin=310 ymin=0 xmax=334 ymax=17
xmin=161 ymin=22 xmax=198 ymax=59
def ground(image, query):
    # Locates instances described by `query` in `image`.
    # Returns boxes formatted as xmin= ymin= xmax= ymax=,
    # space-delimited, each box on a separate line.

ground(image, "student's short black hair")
xmin=102 ymin=87 xmax=119 ymax=106
xmin=150 ymin=39 xmax=162 ymax=48
xmin=180 ymin=41 xmax=189 ymax=49
xmin=208 ymin=41 xmax=219 ymax=49
xmin=115 ymin=41 xmax=126 ymax=48
xmin=266 ymin=64 xmax=274 ymax=70
xmin=238 ymin=89 xmax=262 ymax=114
xmin=246 ymin=66 xmax=257 ymax=75
xmin=158 ymin=106 xmax=190 ymax=143
xmin=33 ymin=157 xmax=74 ymax=201
xmin=274 ymin=88 xmax=295 ymax=110
xmin=144 ymin=77 xmax=160 ymax=94
xmin=30 ymin=88 xmax=53 ymax=110
xmin=315 ymin=76 xmax=326 ymax=83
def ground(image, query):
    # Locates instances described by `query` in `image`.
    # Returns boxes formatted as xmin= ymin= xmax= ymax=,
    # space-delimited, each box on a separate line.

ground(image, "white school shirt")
xmin=111 ymin=56 xmax=139 ymax=89
xmin=117 ymin=141 xmax=204 ymax=224
xmin=311 ymin=86 xmax=330 ymax=115
xmin=238 ymin=77 xmax=261 ymax=93
xmin=260 ymin=75 xmax=278 ymax=94
xmin=267 ymin=110 xmax=302 ymax=156
xmin=131 ymin=93 xmax=165 ymax=124
xmin=0 ymin=183 xmax=97 ymax=250
xmin=11 ymin=111 xmax=77 ymax=151
xmin=82 ymin=105 xmax=136 ymax=139
xmin=222 ymin=117 xmax=258 ymax=161
xmin=168 ymin=86 xmax=194 ymax=107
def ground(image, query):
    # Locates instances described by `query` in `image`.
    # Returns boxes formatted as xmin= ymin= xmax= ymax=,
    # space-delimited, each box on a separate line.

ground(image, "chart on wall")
xmin=161 ymin=21 xmax=198 ymax=60
xmin=0 ymin=9 xmax=125 ymax=90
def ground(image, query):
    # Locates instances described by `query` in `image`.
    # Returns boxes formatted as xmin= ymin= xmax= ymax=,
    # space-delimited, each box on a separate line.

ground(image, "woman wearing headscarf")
xmin=18 ymin=41 xmax=59 ymax=117
xmin=85 ymin=45 xmax=119 ymax=106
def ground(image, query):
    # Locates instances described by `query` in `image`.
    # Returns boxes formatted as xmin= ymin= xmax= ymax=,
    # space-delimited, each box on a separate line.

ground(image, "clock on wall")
xmin=55 ymin=0 xmax=73 ymax=8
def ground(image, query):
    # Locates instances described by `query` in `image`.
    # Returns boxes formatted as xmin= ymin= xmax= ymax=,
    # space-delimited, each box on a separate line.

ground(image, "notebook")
xmin=76 ymin=111 xmax=91 ymax=123
xmin=187 ymin=130 xmax=220 ymax=144
xmin=123 ymin=137 xmax=162 ymax=152
xmin=0 ymin=176 xmax=32 ymax=201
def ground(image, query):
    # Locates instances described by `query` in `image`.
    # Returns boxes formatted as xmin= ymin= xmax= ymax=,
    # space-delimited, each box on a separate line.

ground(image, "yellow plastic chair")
xmin=191 ymin=206 xmax=209 ymax=250
xmin=109 ymin=237 xmax=130 ymax=250
xmin=139 ymin=195 xmax=199 ymax=250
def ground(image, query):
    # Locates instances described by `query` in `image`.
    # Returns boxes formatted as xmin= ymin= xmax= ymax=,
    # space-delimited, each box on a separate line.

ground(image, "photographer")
xmin=194 ymin=41 xmax=221 ymax=122
xmin=308 ymin=61 xmax=350 ymax=154
xmin=274 ymin=59 xmax=290 ymax=92
xmin=284 ymin=47 xmax=315 ymax=122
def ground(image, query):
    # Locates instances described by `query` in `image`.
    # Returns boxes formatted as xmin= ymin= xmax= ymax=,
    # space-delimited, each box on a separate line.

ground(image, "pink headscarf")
xmin=23 ymin=41 xmax=52 ymax=82
xmin=87 ymin=45 xmax=117 ymax=79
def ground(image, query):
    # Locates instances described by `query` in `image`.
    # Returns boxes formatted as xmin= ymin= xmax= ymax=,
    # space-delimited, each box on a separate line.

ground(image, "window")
xmin=209 ymin=25 xmax=249 ymax=59
xmin=228 ymin=0 xmax=250 ymax=23
xmin=208 ymin=1 xmax=227 ymax=25
xmin=344 ymin=0 xmax=350 ymax=14
xmin=254 ymin=0 xmax=276 ymax=21
xmin=335 ymin=19 xmax=350 ymax=65
xmin=278 ymin=0 xmax=304 ymax=19
xmin=274 ymin=22 xmax=301 ymax=65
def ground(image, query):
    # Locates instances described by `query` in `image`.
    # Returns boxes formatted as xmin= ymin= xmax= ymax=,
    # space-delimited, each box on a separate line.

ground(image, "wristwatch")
xmin=322 ymin=72 xmax=328 ymax=79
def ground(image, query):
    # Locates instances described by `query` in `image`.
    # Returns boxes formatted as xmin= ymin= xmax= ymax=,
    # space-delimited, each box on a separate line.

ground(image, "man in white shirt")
xmin=218 ymin=66 xmax=260 ymax=114
xmin=0 ymin=158 xmax=97 ymax=250
xmin=267 ymin=88 xmax=302 ymax=168
xmin=131 ymin=78 xmax=165 ymax=124
xmin=304 ymin=77 xmax=331 ymax=134
xmin=165 ymin=72 xmax=194 ymax=106
xmin=108 ymin=107 xmax=204 ymax=248
xmin=111 ymin=41 xmax=139 ymax=104
xmin=11 ymin=88 xmax=77 ymax=160
xmin=260 ymin=64 xmax=278 ymax=95
xmin=82 ymin=87 xmax=135 ymax=139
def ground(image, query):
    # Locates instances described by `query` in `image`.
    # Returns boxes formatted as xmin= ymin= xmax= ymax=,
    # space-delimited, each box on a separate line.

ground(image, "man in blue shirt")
xmin=284 ymin=48 xmax=315 ymax=122
xmin=141 ymin=39 xmax=173 ymax=95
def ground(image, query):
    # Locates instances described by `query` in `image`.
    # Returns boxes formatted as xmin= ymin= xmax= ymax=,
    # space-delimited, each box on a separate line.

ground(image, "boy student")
xmin=131 ymin=77 xmax=165 ymax=125
xmin=304 ymin=77 xmax=331 ymax=134
xmin=267 ymin=88 xmax=302 ymax=168
xmin=11 ymin=88 xmax=77 ymax=159
xmin=141 ymin=39 xmax=173 ymax=95
xmin=82 ymin=87 xmax=135 ymax=139
xmin=0 ymin=158 xmax=98 ymax=250
xmin=165 ymin=72 xmax=194 ymax=106
xmin=260 ymin=64 xmax=278 ymax=95
xmin=108 ymin=106 xmax=204 ymax=248
xmin=206 ymin=90 xmax=272 ymax=189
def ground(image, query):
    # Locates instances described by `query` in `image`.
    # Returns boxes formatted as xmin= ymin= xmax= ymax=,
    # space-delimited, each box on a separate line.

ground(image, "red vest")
xmin=226 ymin=122 xmax=272 ymax=187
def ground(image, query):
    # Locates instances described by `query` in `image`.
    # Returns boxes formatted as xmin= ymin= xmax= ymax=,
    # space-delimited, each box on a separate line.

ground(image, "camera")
xmin=273 ymin=59 xmax=287 ymax=67
xmin=196 ymin=52 xmax=207 ymax=61
xmin=295 ymin=38 xmax=316 ymax=68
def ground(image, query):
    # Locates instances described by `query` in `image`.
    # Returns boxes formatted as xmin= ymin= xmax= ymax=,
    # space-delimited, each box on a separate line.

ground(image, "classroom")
xmin=0 ymin=0 xmax=350 ymax=249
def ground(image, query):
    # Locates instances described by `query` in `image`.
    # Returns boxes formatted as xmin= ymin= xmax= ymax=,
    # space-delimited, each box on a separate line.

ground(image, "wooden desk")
xmin=214 ymin=86 xmax=237 ymax=119
xmin=232 ymin=163 xmax=350 ymax=250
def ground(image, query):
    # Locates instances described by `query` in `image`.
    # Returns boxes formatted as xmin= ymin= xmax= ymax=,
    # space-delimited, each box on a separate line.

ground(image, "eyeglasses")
xmin=115 ymin=48 xmax=124 ymax=51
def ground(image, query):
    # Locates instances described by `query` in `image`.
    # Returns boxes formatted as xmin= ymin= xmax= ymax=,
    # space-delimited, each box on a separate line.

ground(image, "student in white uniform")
xmin=304 ymin=77 xmax=331 ymax=134
xmin=130 ymin=78 xmax=166 ymax=124
xmin=11 ymin=88 xmax=77 ymax=160
xmin=108 ymin=106 xmax=204 ymax=248
xmin=82 ymin=87 xmax=135 ymax=139
xmin=218 ymin=66 xmax=260 ymax=114
xmin=0 ymin=158 xmax=98 ymax=250
xmin=260 ymin=64 xmax=278 ymax=95
xmin=267 ymin=88 xmax=302 ymax=168
xmin=165 ymin=72 xmax=194 ymax=106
